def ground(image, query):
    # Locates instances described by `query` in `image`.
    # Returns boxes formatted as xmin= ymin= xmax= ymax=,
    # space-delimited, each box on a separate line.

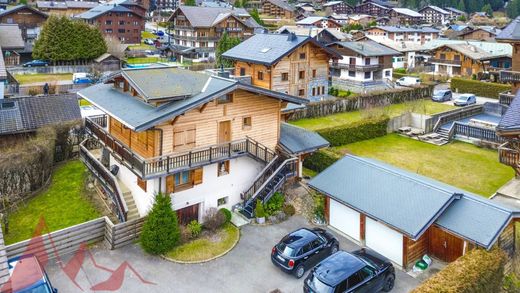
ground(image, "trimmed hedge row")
xmin=302 ymin=150 xmax=339 ymax=173
xmin=317 ymin=117 xmax=389 ymax=147
xmin=411 ymin=248 xmax=506 ymax=293
xmin=450 ymin=78 xmax=511 ymax=99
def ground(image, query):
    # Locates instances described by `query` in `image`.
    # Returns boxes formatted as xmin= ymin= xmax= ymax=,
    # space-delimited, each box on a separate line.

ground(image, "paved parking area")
xmin=45 ymin=216 xmax=420 ymax=292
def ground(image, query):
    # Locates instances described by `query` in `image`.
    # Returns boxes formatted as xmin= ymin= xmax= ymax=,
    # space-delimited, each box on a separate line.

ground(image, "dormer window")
xmin=217 ymin=93 xmax=233 ymax=104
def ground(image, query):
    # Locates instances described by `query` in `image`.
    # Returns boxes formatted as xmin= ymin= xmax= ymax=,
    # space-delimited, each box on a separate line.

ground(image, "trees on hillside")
xmin=215 ymin=31 xmax=242 ymax=68
xmin=33 ymin=16 xmax=107 ymax=62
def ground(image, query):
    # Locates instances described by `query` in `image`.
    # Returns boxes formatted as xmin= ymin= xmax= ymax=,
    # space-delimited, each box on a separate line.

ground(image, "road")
xmin=434 ymin=83 xmax=498 ymax=105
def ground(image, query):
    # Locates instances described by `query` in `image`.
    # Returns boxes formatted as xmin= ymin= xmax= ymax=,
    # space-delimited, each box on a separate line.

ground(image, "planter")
xmin=256 ymin=217 xmax=265 ymax=224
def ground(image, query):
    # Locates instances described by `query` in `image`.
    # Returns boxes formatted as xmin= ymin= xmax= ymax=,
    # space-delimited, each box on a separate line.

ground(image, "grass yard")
xmin=142 ymin=31 xmax=156 ymax=39
xmin=14 ymin=73 xmax=72 ymax=85
xmin=291 ymin=100 xmax=454 ymax=131
xmin=165 ymin=223 xmax=239 ymax=262
xmin=79 ymin=99 xmax=91 ymax=106
xmin=126 ymin=57 xmax=160 ymax=64
xmin=128 ymin=44 xmax=155 ymax=50
xmin=334 ymin=134 xmax=514 ymax=197
xmin=4 ymin=160 xmax=101 ymax=245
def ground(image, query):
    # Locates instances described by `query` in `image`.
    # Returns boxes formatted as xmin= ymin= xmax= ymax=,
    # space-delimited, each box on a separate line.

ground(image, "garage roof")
xmin=279 ymin=123 xmax=329 ymax=155
xmin=309 ymin=155 xmax=517 ymax=249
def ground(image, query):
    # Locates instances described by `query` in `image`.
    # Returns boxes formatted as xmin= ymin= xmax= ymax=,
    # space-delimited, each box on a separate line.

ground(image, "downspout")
xmin=154 ymin=128 xmax=164 ymax=193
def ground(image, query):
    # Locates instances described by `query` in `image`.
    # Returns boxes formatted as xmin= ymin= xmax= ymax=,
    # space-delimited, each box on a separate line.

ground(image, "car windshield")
xmin=306 ymin=273 xmax=334 ymax=293
xmin=277 ymin=242 xmax=297 ymax=257
xmin=18 ymin=281 xmax=52 ymax=293
xmin=434 ymin=91 xmax=445 ymax=96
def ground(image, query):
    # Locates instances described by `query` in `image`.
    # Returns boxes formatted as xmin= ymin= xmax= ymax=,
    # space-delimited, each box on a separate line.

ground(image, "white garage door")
xmin=365 ymin=217 xmax=403 ymax=266
xmin=329 ymin=199 xmax=360 ymax=241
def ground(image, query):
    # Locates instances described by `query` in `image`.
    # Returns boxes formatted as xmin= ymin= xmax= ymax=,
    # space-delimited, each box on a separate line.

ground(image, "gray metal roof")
xmin=279 ymin=123 xmax=329 ymax=154
xmin=444 ymin=7 xmax=465 ymax=15
xmin=392 ymin=7 xmax=422 ymax=17
xmin=497 ymin=91 xmax=520 ymax=132
xmin=264 ymin=0 xmax=294 ymax=12
xmin=222 ymin=33 xmax=340 ymax=66
xmin=76 ymin=4 xmax=134 ymax=19
xmin=496 ymin=16 xmax=520 ymax=42
xmin=0 ymin=24 xmax=24 ymax=50
xmin=419 ymin=5 xmax=449 ymax=14
xmin=0 ymin=95 xmax=81 ymax=135
xmin=170 ymin=6 xmax=259 ymax=28
xmin=78 ymin=68 xmax=308 ymax=131
xmin=331 ymin=40 xmax=400 ymax=57
xmin=309 ymin=155 xmax=517 ymax=248
xmin=0 ymin=4 xmax=48 ymax=18
xmin=36 ymin=1 xmax=98 ymax=9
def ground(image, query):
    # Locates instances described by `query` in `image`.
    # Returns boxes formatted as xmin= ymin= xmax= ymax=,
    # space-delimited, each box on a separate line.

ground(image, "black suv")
xmin=304 ymin=249 xmax=395 ymax=293
xmin=271 ymin=228 xmax=339 ymax=279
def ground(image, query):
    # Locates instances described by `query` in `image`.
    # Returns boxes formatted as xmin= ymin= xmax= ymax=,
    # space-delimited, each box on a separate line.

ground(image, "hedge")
xmin=411 ymin=248 xmax=506 ymax=293
xmin=450 ymin=78 xmax=511 ymax=99
xmin=303 ymin=150 xmax=339 ymax=173
xmin=317 ymin=117 xmax=389 ymax=147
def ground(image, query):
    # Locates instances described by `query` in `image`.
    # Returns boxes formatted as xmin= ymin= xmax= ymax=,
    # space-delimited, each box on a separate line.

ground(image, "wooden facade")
xmin=431 ymin=46 xmax=484 ymax=77
xmin=0 ymin=6 xmax=47 ymax=29
xmin=261 ymin=0 xmax=294 ymax=18
xmin=354 ymin=1 xmax=391 ymax=17
xmin=109 ymin=117 xmax=160 ymax=159
xmin=460 ymin=29 xmax=497 ymax=41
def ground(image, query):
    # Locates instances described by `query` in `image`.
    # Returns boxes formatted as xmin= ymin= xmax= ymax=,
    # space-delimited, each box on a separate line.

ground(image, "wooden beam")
xmin=170 ymin=116 xmax=180 ymax=126
xmin=199 ymin=102 xmax=209 ymax=113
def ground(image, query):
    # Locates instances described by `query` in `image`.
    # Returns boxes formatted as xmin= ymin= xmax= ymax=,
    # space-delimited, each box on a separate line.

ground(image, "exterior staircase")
xmin=435 ymin=128 xmax=451 ymax=144
xmin=117 ymin=179 xmax=140 ymax=221
xmin=240 ymin=157 xmax=298 ymax=219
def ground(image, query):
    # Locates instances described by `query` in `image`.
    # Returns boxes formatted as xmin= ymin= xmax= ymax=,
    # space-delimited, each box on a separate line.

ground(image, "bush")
xmin=140 ymin=193 xmax=180 ymax=255
xmin=504 ymin=273 xmax=520 ymax=293
xmin=303 ymin=150 xmax=339 ymax=173
xmin=313 ymin=194 xmax=326 ymax=222
xmin=283 ymin=204 xmax=296 ymax=216
xmin=254 ymin=199 xmax=266 ymax=218
xmin=219 ymin=208 xmax=232 ymax=223
xmin=187 ymin=220 xmax=202 ymax=238
xmin=203 ymin=208 xmax=226 ymax=232
xmin=317 ymin=117 xmax=389 ymax=147
xmin=450 ymin=78 xmax=511 ymax=99
xmin=265 ymin=192 xmax=285 ymax=216
xmin=394 ymin=68 xmax=406 ymax=74
xmin=411 ymin=248 xmax=506 ymax=293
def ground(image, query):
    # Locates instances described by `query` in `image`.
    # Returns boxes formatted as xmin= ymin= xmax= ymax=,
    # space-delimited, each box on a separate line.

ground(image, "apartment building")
xmin=364 ymin=25 xmax=440 ymax=45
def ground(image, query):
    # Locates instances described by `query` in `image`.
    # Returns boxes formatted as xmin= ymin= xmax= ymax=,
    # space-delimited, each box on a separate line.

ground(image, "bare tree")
xmin=104 ymin=36 xmax=127 ymax=60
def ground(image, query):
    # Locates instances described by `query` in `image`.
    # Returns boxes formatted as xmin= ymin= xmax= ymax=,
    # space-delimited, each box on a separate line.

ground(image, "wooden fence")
xmin=105 ymin=217 xmax=146 ymax=250
xmin=287 ymin=85 xmax=434 ymax=121
xmin=451 ymin=122 xmax=504 ymax=144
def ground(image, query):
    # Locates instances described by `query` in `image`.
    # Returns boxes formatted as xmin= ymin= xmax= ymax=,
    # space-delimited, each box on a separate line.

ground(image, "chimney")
xmin=217 ymin=64 xmax=230 ymax=78
xmin=287 ymin=32 xmax=297 ymax=41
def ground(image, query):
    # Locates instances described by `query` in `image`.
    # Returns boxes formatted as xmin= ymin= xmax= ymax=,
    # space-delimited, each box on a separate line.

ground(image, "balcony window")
xmin=299 ymin=70 xmax=305 ymax=79
xmin=218 ymin=161 xmax=230 ymax=176
xmin=240 ymin=67 xmax=246 ymax=76
xmin=257 ymin=71 xmax=264 ymax=81
xmin=281 ymin=72 xmax=289 ymax=81
xmin=299 ymin=53 xmax=306 ymax=59
xmin=312 ymin=69 xmax=317 ymax=78
xmin=365 ymin=58 xmax=370 ymax=65
xmin=217 ymin=93 xmax=233 ymax=104
xmin=364 ymin=71 xmax=371 ymax=79
xmin=243 ymin=116 xmax=252 ymax=130
xmin=298 ymin=89 xmax=305 ymax=96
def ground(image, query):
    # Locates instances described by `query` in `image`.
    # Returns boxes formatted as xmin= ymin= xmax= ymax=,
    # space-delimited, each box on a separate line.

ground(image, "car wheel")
xmin=294 ymin=264 xmax=305 ymax=279
xmin=330 ymin=244 xmax=339 ymax=255
xmin=382 ymin=274 xmax=395 ymax=292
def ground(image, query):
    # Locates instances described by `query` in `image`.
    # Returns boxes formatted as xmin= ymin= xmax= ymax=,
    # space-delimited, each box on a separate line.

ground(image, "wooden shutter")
xmin=137 ymin=178 xmax=147 ymax=192
xmin=166 ymin=175 xmax=175 ymax=193
xmin=173 ymin=129 xmax=185 ymax=148
xmin=186 ymin=127 xmax=196 ymax=147
xmin=192 ymin=168 xmax=203 ymax=185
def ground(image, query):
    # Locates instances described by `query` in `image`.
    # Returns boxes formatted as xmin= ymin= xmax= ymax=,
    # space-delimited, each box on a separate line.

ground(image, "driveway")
xmin=434 ymin=83 xmax=498 ymax=106
xmin=45 ymin=216 xmax=420 ymax=293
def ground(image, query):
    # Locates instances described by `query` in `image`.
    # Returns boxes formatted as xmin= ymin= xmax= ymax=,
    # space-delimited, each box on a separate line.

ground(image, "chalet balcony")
xmin=84 ymin=116 xmax=276 ymax=180
xmin=498 ymin=141 xmax=520 ymax=170
xmin=215 ymin=27 xmax=243 ymax=33
xmin=171 ymin=33 xmax=220 ymax=42
xmin=330 ymin=62 xmax=383 ymax=72
xmin=500 ymin=71 xmax=520 ymax=83
xmin=499 ymin=91 xmax=516 ymax=106
xmin=429 ymin=58 xmax=462 ymax=66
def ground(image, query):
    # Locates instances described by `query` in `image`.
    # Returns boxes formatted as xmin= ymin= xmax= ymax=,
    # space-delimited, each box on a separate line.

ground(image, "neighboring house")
xmin=379 ymin=40 xmax=424 ymax=69
xmin=294 ymin=5 xmax=315 ymax=21
xmin=322 ymin=1 xmax=353 ymax=15
xmin=458 ymin=27 xmax=500 ymax=41
xmin=75 ymin=1 xmax=146 ymax=44
xmin=93 ymin=53 xmax=122 ymax=72
xmin=347 ymin=14 xmax=375 ymax=26
xmin=262 ymin=0 xmax=295 ymax=18
xmin=167 ymin=6 xmax=261 ymax=63
xmin=444 ymin=7 xmax=466 ymax=20
xmin=419 ymin=5 xmax=450 ymax=25
xmin=36 ymin=1 xmax=99 ymax=17
xmin=429 ymin=42 xmax=511 ymax=77
xmin=328 ymin=40 xmax=400 ymax=92
xmin=354 ymin=0 xmax=392 ymax=17
xmin=0 ymin=5 xmax=48 ymax=56
xmin=443 ymin=24 xmax=471 ymax=39
xmin=276 ymin=25 xmax=349 ymax=44
xmin=295 ymin=16 xmax=342 ymax=30
xmin=0 ymin=24 xmax=25 ymax=66
xmin=364 ymin=25 xmax=440 ymax=45
xmin=0 ymin=0 xmax=9 ymax=10
xmin=0 ymin=47 xmax=6 ymax=98
xmin=389 ymin=8 xmax=422 ymax=25
xmin=78 ymin=67 xmax=329 ymax=223
xmin=0 ymin=95 xmax=81 ymax=137
xmin=222 ymin=33 xmax=341 ymax=101
xmin=309 ymin=155 xmax=518 ymax=268
xmin=329 ymin=13 xmax=349 ymax=25
xmin=470 ymin=12 xmax=492 ymax=25
xmin=496 ymin=16 xmax=520 ymax=104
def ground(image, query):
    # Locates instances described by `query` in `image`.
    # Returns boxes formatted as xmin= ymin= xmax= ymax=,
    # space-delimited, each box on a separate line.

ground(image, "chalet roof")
xmin=279 ymin=123 xmax=329 ymax=155
xmin=370 ymin=25 xmax=439 ymax=33
xmin=0 ymin=4 xmax=48 ymax=18
xmin=309 ymin=155 xmax=516 ymax=249
xmin=76 ymin=3 xmax=136 ymax=20
xmin=323 ymin=1 xmax=349 ymax=7
xmin=496 ymin=16 xmax=520 ymax=42
xmin=331 ymin=40 xmax=400 ymax=57
xmin=78 ymin=67 xmax=308 ymax=131
xmin=169 ymin=6 xmax=260 ymax=28
xmin=419 ymin=5 xmax=449 ymax=14
xmin=432 ymin=42 xmax=511 ymax=60
xmin=444 ymin=7 xmax=465 ymax=15
xmin=264 ymin=0 xmax=295 ymax=12
xmin=94 ymin=53 xmax=120 ymax=63
xmin=296 ymin=16 xmax=325 ymax=25
xmin=391 ymin=8 xmax=422 ymax=17
xmin=36 ymin=1 xmax=98 ymax=9
xmin=276 ymin=26 xmax=349 ymax=41
xmin=497 ymin=91 xmax=520 ymax=132
xmin=459 ymin=26 xmax=500 ymax=37
xmin=424 ymin=39 xmax=512 ymax=55
xmin=357 ymin=0 xmax=392 ymax=9
xmin=0 ymin=95 xmax=81 ymax=135
xmin=0 ymin=24 xmax=24 ymax=50
xmin=222 ymin=33 xmax=341 ymax=66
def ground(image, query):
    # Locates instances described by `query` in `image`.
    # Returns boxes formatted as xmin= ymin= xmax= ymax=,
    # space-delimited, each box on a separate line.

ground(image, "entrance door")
xmin=428 ymin=225 xmax=464 ymax=262
xmin=176 ymin=203 xmax=200 ymax=225
xmin=218 ymin=120 xmax=231 ymax=144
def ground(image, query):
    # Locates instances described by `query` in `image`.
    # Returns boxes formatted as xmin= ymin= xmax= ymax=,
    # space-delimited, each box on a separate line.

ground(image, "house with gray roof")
xmin=167 ymin=6 xmax=262 ymax=62
xmin=364 ymin=25 xmax=440 ymax=45
xmin=262 ymin=0 xmax=295 ymax=18
xmin=327 ymin=40 xmax=400 ymax=92
xmin=78 ymin=66 xmax=327 ymax=222
xmin=0 ymin=24 xmax=25 ymax=66
xmin=309 ymin=155 xmax=519 ymax=268
xmin=419 ymin=5 xmax=450 ymax=24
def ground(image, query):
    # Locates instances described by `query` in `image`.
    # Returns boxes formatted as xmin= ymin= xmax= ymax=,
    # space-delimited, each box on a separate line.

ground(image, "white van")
xmin=396 ymin=76 xmax=421 ymax=87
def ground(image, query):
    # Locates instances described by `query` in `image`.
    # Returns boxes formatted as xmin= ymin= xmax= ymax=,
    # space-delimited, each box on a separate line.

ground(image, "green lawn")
xmin=126 ymin=57 xmax=160 ymax=64
xmin=291 ymin=100 xmax=455 ymax=131
xmin=334 ymin=134 xmax=514 ymax=197
xmin=142 ymin=31 xmax=156 ymax=39
xmin=4 ymin=160 xmax=101 ymax=245
xmin=128 ymin=43 xmax=155 ymax=50
xmin=14 ymin=73 xmax=72 ymax=85
xmin=79 ymin=99 xmax=91 ymax=106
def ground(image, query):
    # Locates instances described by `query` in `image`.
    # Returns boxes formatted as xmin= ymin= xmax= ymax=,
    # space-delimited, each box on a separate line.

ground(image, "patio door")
xmin=176 ymin=203 xmax=200 ymax=225
xmin=428 ymin=225 xmax=464 ymax=262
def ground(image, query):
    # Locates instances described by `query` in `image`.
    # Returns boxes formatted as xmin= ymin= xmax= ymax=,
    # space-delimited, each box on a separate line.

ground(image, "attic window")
xmin=260 ymin=48 xmax=271 ymax=53
xmin=0 ymin=101 xmax=15 ymax=110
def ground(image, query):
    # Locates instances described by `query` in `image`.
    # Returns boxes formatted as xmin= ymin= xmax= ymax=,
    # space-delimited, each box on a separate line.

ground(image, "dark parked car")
xmin=304 ymin=249 xmax=395 ymax=293
xmin=7 ymin=255 xmax=58 ymax=293
xmin=432 ymin=90 xmax=452 ymax=102
xmin=271 ymin=228 xmax=339 ymax=279
xmin=22 ymin=60 xmax=49 ymax=67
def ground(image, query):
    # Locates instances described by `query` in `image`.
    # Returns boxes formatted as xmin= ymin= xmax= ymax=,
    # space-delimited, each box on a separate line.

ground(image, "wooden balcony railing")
xmin=500 ymin=71 xmax=520 ymax=83
xmin=80 ymin=138 xmax=128 ymax=222
xmin=451 ymin=122 xmax=504 ymax=144
xmin=85 ymin=116 xmax=276 ymax=180
xmin=429 ymin=58 xmax=462 ymax=65
xmin=499 ymin=141 xmax=520 ymax=168
xmin=499 ymin=91 xmax=516 ymax=106
xmin=330 ymin=62 xmax=383 ymax=71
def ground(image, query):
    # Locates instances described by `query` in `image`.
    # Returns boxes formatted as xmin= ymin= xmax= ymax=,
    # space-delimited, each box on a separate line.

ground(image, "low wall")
xmin=8 ymin=64 xmax=93 ymax=75
xmin=388 ymin=113 xmax=430 ymax=132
